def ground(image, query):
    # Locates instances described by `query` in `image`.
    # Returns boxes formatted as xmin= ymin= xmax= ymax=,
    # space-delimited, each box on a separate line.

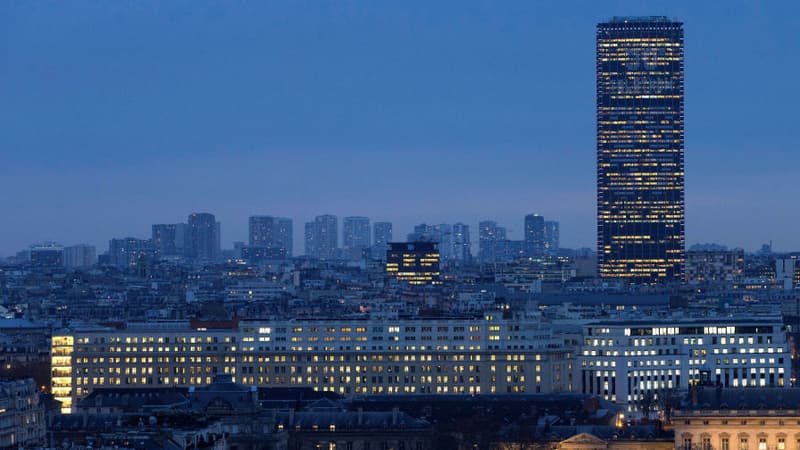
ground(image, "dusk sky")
xmin=2 ymin=1 xmax=799 ymax=256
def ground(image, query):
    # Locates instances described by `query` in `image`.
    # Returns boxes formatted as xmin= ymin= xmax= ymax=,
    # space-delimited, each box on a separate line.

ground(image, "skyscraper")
xmin=597 ymin=17 xmax=685 ymax=283
xmin=304 ymin=215 xmax=338 ymax=260
xmin=452 ymin=223 xmax=471 ymax=264
xmin=152 ymin=224 xmax=178 ymax=257
xmin=371 ymin=222 xmax=392 ymax=261
xmin=478 ymin=220 xmax=506 ymax=264
xmin=188 ymin=212 xmax=220 ymax=260
xmin=524 ymin=214 xmax=545 ymax=258
xmin=544 ymin=220 xmax=560 ymax=257
xmin=248 ymin=216 xmax=293 ymax=257
xmin=342 ymin=216 xmax=371 ymax=260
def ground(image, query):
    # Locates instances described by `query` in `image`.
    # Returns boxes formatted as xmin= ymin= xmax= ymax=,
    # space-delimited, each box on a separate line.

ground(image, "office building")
xmin=524 ymin=214 xmax=545 ymax=258
xmin=188 ymin=212 xmax=220 ymax=260
xmin=579 ymin=315 xmax=790 ymax=413
xmin=304 ymin=215 xmax=338 ymax=260
xmin=544 ymin=220 xmax=560 ymax=256
xmin=597 ymin=17 xmax=685 ymax=283
xmin=249 ymin=216 xmax=293 ymax=257
xmin=64 ymin=244 xmax=96 ymax=268
xmin=478 ymin=221 xmax=506 ymax=264
xmin=343 ymin=216 xmax=371 ymax=260
xmin=685 ymin=249 xmax=744 ymax=283
xmin=51 ymin=312 xmax=574 ymax=411
xmin=386 ymin=241 xmax=442 ymax=286
xmin=372 ymin=222 xmax=393 ymax=260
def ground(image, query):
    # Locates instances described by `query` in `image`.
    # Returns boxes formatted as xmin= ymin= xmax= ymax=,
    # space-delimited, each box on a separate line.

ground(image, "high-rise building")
xmin=478 ymin=221 xmax=506 ymax=264
xmin=152 ymin=224 xmax=177 ymax=257
xmin=544 ymin=221 xmax=560 ymax=257
xmin=386 ymin=242 xmax=442 ymax=286
xmin=64 ymin=244 xmax=96 ymax=268
xmin=597 ymin=17 xmax=685 ymax=282
xmin=304 ymin=215 xmax=338 ymax=259
xmin=343 ymin=216 xmax=371 ymax=260
xmin=372 ymin=222 xmax=393 ymax=260
xmin=407 ymin=224 xmax=454 ymax=261
xmin=524 ymin=214 xmax=545 ymax=258
xmin=275 ymin=217 xmax=293 ymax=257
xmin=29 ymin=243 xmax=64 ymax=267
xmin=108 ymin=237 xmax=151 ymax=268
xmin=248 ymin=216 xmax=293 ymax=257
xmin=188 ymin=213 xmax=220 ymax=260
xmin=452 ymin=223 xmax=471 ymax=264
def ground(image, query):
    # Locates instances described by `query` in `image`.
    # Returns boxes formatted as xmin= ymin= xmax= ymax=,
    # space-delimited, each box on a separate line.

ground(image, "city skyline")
xmin=2 ymin=2 xmax=800 ymax=255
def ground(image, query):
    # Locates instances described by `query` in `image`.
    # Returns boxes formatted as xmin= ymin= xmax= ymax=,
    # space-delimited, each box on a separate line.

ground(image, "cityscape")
xmin=2 ymin=3 xmax=800 ymax=450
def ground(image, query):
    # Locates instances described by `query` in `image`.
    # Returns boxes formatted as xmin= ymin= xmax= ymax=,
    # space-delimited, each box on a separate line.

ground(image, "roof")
xmin=675 ymin=387 xmax=800 ymax=415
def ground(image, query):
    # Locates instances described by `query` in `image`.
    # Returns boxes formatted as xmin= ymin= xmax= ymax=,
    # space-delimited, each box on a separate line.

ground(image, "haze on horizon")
xmin=1 ymin=1 xmax=799 ymax=256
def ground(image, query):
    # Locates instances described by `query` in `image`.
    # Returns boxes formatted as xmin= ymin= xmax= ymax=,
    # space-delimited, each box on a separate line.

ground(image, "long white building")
xmin=579 ymin=314 xmax=790 ymax=413
xmin=52 ymin=312 xmax=576 ymax=413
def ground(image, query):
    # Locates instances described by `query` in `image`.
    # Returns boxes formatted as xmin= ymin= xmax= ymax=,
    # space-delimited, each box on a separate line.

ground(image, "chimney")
xmin=391 ymin=407 xmax=399 ymax=426
xmin=289 ymin=408 xmax=295 ymax=426
xmin=691 ymin=385 xmax=699 ymax=406
xmin=357 ymin=408 xmax=363 ymax=426
xmin=250 ymin=385 xmax=258 ymax=407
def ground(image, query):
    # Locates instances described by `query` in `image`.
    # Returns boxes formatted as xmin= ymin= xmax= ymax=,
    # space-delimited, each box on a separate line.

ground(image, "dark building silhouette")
xmin=188 ymin=212 xmax=220 ymax=260
xmin=597 ymin=17 xmax=685 ymax=283
xmin=524 ymin=214 xmax=545 ymax=258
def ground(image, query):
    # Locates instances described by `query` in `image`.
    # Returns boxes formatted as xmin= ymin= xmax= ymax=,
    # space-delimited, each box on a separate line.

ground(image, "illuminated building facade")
xmin=51 ymin=314 xmax=576 ymax=412
xmin=386 ymin=242 xmax=442 ymax=286
xmin=597 ymin=17 xmax=685 ymax=283
xmin=579 ymin=316 xmax=790 ymax=413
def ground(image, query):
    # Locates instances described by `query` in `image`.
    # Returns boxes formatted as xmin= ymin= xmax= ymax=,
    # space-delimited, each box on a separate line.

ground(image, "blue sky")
xmin=1 ymin=1 xmax=799 ymax=255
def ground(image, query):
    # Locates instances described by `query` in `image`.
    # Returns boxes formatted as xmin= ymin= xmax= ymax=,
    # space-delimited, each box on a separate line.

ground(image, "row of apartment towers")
xmin=150 ymin=214 xmax=558 ymax=264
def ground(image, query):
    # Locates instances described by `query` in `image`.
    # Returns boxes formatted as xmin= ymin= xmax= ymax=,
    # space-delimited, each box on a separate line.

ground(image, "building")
xmin=452 ymin=222 xmax=472 ymax=264
xmin=0 ymin=378 xmax=46 ymax=448
xmin=249 ymin=216 xmax=293 ymax=257
xmin=685 ymin=249 xmax=744 ymax=283
xmin=672 ymin=388 xmax=800 ymax=450
xmin=342 ymin=216 xmax=371 ymax=260
xmin=188 ymin=212 xmax=220 ymax=260
xmin=29 ymin=243 xmax=64 ymax=267
xmin=579 ymin=315 xmax=790 ymax=413
xmin=304 ymin=215 xmax=338 ymax=260
xmin=386 ymin=242 xmax=442 ymax=286
xmin=152 ymin=223 xmax=180 ymax=258
xmin=479 ymin=221 xmax=507 ymax=264
xmin=108 ymin=237 xmax=151 ymax=268
xmin=64 ymin=244 xmax=96 ymax=269
xmin=524 ymin=214 xmax=545 ymax=258
xmin=372 ymin=221 xmax=393 ymax=261
xmin=544 ymin=220 xmax=560 ymax=257
xmin=596 ymin=17 xmax=685 ymax=283
xmin=276 ymin=398 xmax=433 ymax=450
xmin=51 ymin=313 xmax=576 ymax=411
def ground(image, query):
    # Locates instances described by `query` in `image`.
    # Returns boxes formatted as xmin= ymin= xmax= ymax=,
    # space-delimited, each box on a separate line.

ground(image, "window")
xmin=702 ymin=437 xmax=711 ymax=450
xmin=777 ymin=437 xmax=785 ymax=450
xmin=740 ymin=438 xmax=748 ymax=450
xmin=722 ymin=438 xmax=729 ymax=450
xmin=759 ymin=438 xmax=767 ymax=450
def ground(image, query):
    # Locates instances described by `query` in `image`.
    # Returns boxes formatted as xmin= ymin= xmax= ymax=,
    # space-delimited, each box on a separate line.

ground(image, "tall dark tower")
xmin=597 ymin=17 xmax=685 ymax=283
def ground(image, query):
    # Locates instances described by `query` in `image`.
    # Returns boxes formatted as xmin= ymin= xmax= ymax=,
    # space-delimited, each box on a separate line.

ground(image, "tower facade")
xmin=597 ymin=17 xmax=685 ymax=283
